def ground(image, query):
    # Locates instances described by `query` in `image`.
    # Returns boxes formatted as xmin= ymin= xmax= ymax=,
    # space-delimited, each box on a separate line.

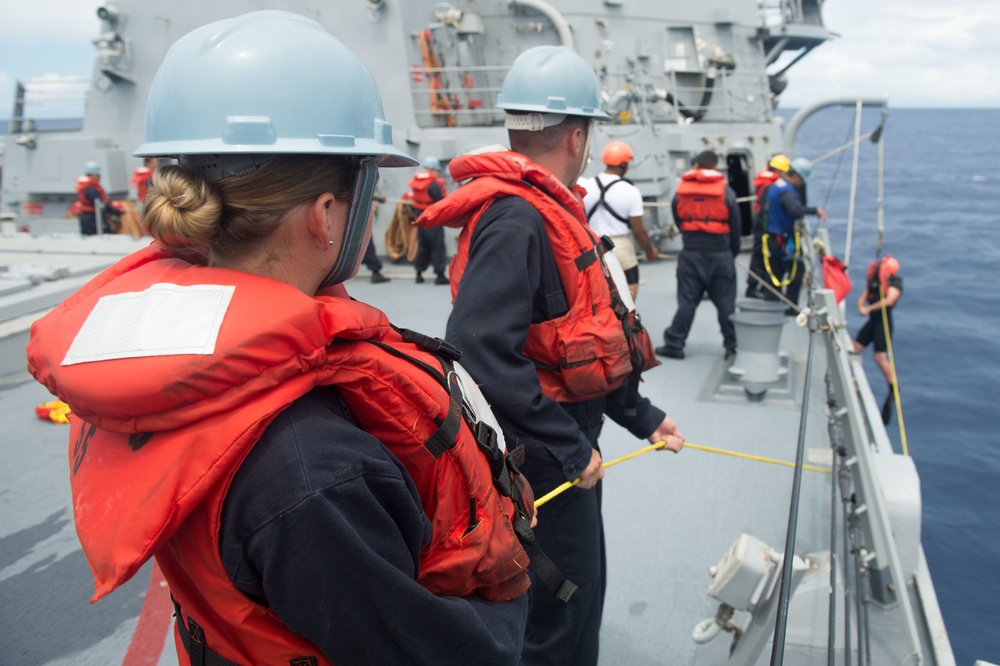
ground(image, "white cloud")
xmin=780 ymin=0 xmax=1000 ymax=108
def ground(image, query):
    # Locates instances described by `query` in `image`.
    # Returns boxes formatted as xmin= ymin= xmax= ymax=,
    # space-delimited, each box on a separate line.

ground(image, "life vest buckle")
xmin=400 ymin=328 xmax=462 ymax=362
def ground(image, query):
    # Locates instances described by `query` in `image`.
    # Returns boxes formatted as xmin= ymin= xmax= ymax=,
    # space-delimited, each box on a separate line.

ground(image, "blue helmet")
xmin=83 ymin=161 xmax=101 ymax=175
xmin=790 ymin=157 xmax=813 ymax=181
xmin=497 ymin=46 xmax=610 ymax=122
xmin=133 ymin=10 xmax=416 ymax=169
xmin=421 ymin=156 xmax=442 ymax=171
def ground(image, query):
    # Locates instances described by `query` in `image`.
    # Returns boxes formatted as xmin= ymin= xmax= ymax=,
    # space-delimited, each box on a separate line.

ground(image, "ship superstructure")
xmin=3 ymin=0 xmax=833 ymax=241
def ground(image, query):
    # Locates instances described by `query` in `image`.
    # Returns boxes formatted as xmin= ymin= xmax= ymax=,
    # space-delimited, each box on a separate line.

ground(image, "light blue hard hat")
xmin=497 ymin=46 xmax=611 ymax=121
xmin=421 ymin=156 xmax=441 ymax=171
xmin=83 ymin=161 xmax=101 ymax=175
xmin=790 ymin=157 xmax=813 ymax=181
xmin=133 ymin=10 xmax=416 ymax=169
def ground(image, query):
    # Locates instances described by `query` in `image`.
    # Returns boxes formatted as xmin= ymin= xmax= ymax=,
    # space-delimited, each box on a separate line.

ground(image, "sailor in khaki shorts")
xmin=580 ymin=141 xmax=660 ymax=301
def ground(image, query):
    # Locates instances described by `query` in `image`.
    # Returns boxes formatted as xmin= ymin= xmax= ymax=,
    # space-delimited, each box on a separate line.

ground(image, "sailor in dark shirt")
xmin=853 ymin=255 xmax=904 ymax=423
xmin=220 ymin=386 xmax=528 ymax=665
xmin=763 ymin=157 xmax=827 ymax=311
xmin=446 ymin=195 xmax=674 ymax=665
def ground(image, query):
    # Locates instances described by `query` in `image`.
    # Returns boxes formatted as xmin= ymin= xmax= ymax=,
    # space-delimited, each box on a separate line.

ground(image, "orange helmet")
xmin=602 ymin=141 xmax=633 ymax=166
xmin=881 ymin=255 xmax=899 ymax=275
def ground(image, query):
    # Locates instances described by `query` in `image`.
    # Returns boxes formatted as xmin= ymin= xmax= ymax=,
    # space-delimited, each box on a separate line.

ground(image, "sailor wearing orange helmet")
xmin=854 ymin=255 xmax=903 ymax=422
xmin=580 ymin=140 xmax=660 ymax=301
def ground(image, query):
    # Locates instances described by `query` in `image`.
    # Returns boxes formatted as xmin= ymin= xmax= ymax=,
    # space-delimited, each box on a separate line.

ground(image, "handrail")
xmin=783 ymin=96 xmax=888 ymax=155
xmin=816 ymin=284 xmax=924 ymax=663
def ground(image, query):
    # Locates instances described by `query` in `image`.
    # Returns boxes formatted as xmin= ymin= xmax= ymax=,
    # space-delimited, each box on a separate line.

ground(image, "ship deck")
xmin=1 ymin=230 xmax=945 ymax=665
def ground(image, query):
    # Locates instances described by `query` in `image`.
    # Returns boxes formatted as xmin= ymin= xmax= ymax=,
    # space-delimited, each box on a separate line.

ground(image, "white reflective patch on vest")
xmin=452 ymin=361 xmax=507 ymax=453
xmin=602 ymin=251 xmax=636 ymax=313
xmin=61 ymin=283 xmax=235 ymax=366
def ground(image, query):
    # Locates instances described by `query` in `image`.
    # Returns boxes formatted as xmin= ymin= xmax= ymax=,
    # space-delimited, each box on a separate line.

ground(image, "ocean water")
xmin=779 ymin=107 xmax=1000 ymax=666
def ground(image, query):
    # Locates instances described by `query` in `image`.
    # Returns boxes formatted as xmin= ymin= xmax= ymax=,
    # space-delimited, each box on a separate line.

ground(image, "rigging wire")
xmin=817 ymin=113 xmax=857 ymax=213
xmin=769 ymin=284 xmax=819 ymax=666
xmin=844 ymin=101 xmax=864 ymax=268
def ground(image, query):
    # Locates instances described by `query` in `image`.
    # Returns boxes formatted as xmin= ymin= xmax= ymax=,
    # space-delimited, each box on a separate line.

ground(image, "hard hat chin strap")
xmin=320 ymin=157 xmax=379 ymax=288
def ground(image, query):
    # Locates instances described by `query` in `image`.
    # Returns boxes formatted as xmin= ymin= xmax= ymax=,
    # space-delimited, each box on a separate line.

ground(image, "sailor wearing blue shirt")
xmin=762 ymin=157 xmax=827 ymax=311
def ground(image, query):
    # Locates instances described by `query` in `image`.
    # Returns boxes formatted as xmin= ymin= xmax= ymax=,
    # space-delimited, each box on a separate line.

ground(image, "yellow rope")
xmin=533 ymin=439 xmax=830 ymax=508
xmin=683 ymin=442 xmax=830 ymax=475
xmin=878 ymin=281 xmax=909 ymax=455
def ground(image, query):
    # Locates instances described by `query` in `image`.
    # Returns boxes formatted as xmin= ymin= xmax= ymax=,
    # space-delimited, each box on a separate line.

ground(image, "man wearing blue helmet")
xmin=26 ymin=12 xmax=533 ymax=665
xmin=418 ymin=45 xmax=685 ymax=666
xmin=763 ymin=156 xmax=827 ymax=312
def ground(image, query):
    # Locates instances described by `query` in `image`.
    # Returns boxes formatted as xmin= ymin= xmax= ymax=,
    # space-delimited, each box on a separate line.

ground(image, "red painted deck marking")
xmin=122 ymin=560 xmax=174 ymax=666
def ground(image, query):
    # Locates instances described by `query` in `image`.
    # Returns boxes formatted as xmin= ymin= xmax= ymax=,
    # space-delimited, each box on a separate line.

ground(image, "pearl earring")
xmin=329 ymin=240 xmax=334 ymax=246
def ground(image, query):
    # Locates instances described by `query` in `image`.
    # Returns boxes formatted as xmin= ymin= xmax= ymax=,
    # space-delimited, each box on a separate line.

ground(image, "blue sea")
xmin=780 ymin=107 xmax=1000 ymax=666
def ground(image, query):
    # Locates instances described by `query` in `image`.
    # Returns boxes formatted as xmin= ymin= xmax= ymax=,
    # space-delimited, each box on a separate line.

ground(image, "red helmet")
xmin=602 ymin=141 xmax=633 ymax=166
xmin=881 ymin=255 xmax=900 ymax=275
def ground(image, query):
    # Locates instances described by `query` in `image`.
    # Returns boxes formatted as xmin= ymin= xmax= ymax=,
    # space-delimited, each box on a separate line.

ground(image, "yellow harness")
xmin=761 ymin=230 xmax=801 ymax=287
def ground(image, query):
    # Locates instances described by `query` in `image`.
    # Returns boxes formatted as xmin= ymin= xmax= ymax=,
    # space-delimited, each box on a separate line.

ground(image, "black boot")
xmin=371 ymin=271 xmax=390 ymax=284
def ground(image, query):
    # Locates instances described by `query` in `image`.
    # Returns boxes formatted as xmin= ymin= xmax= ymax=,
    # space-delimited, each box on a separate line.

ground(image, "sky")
xmin=1 ymin=0 xmax=999 ymax=120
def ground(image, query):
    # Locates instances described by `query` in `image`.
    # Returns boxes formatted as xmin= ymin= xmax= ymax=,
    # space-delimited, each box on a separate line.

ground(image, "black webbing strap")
xmin=585 ymin=176 xmax=630 ymax=223
xmin=172 ymin=598 xmax=319 ymax=666
xmin=424 ymin=373 xmax=464 ymax=458
xmin=361 ymin=332 xmax=463 ymax=459
xmin=624 ymin=334 xmax=644 ymax=418
xmin=512 ymin=513 xmax=578 ymax=602
xmin=172 ymin=599 xmax=241 ymax=666
xmin=466 ymin=392 xmax=577 ymax=602
xmin=398 ymin=327 xmax=462 ymax=363
xmin=574 ymin=235 xmax=615 ymax=271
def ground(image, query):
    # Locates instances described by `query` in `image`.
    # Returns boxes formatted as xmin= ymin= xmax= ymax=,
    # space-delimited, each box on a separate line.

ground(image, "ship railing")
xmin=409 ymin=64 xmax=770 ymax=128
xmin=6 ymin=78 xmax=88 ymax=134
xmin=658 ymin=68 xmax=772 ymax=123
xmin=408 ymin=64 xmax=507 ymax=128
xmin=757 ymin=0 xmax=824 ymax=29
xmin=803 ymin=226 xmax=927 ymax=663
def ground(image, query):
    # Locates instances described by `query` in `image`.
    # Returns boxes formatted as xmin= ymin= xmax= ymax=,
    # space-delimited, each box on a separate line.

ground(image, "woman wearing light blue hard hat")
xmin=25 ymin=11 xmax=531 ymax=666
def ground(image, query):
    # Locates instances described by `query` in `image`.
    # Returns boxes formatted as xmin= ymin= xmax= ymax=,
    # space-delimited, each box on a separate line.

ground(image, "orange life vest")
xmin=675 ymin=169 xmax=730 ymax=234
xmin=866 ymin=258 xmax=900 ymax=307
xmin=752 ymin=169 xmax=782 ymax=214
xmin=131 ymin=166 xmax=153 ymax=202
xmin=73 ymin=176 xmax=107 ymax=214
xmin=417 ymin=150 xmax=658 ymax=404
xmin=26 ymin=244 xmax=533 ymax=665
xmin=408 ymin=170 xmax=448 ymax=210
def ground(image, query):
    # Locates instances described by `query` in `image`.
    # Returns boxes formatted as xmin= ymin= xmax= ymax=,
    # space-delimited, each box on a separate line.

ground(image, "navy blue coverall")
xmin=445 ymin=196 xmax=665 ymax=666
